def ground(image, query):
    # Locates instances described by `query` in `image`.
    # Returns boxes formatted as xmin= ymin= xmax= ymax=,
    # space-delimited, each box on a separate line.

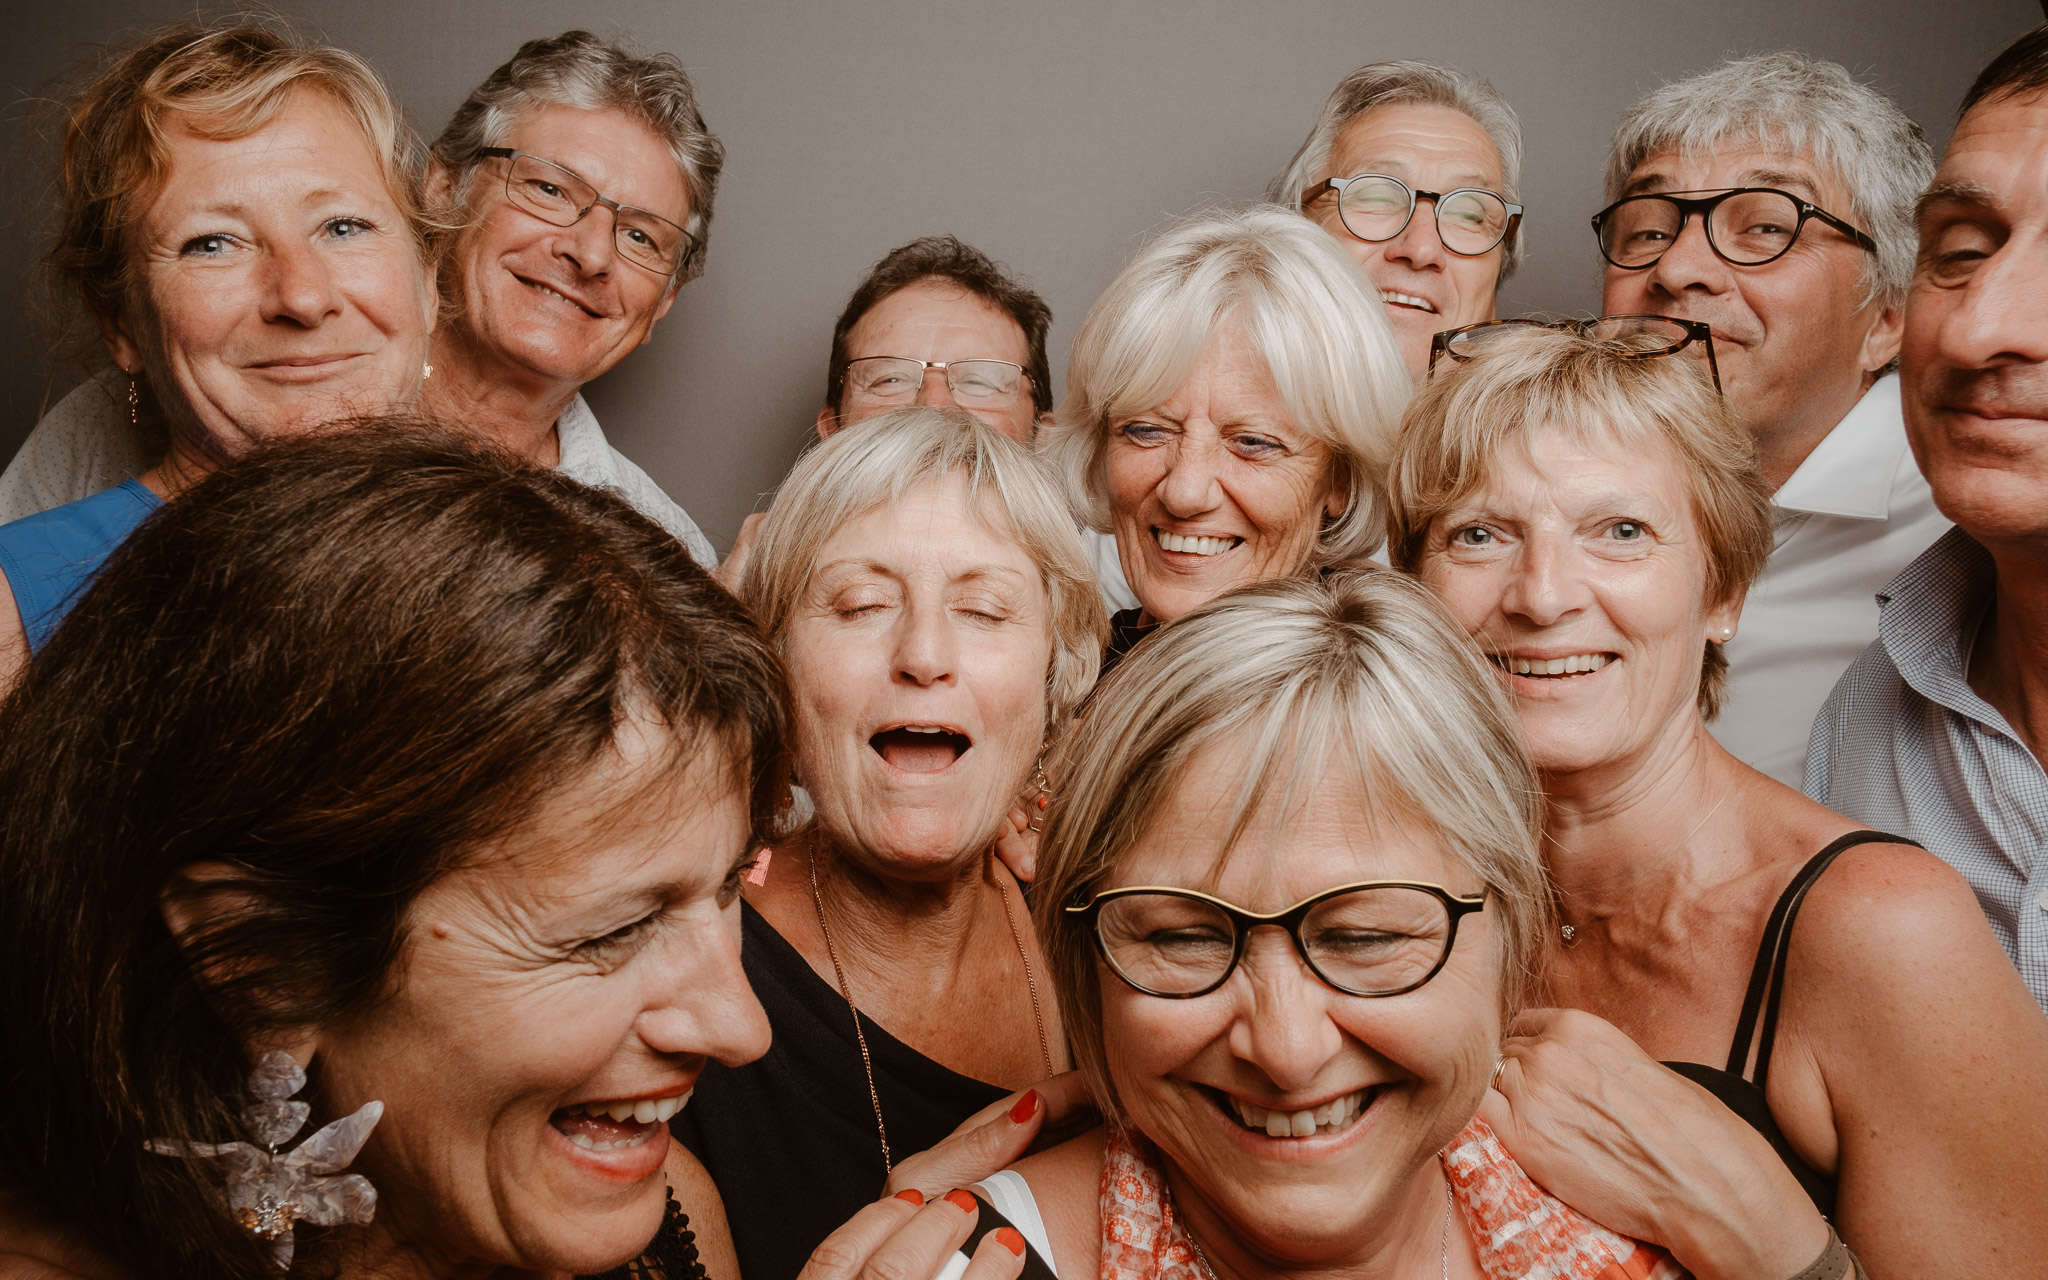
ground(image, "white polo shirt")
xmin=0 ymin=371 xmax=716 ymax=570
xmin=1710 ymin=374 xmax=1951 ymax=786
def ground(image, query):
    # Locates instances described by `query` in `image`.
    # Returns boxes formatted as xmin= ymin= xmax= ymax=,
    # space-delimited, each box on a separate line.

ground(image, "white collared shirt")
xmin=1711 ymin=374 xmax=1951 ymax=785
xmin=0 ymin=375 xmax=716 ymax=571
xmin=1082 ymin=527 xmax=1139 ymax=613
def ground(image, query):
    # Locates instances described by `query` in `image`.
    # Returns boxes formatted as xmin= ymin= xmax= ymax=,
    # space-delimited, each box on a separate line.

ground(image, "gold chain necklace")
xmin=807 ymin=848 xmax=1055 ymax=1174
xmin=1550 ymin=790 xmax=1729 ymax=947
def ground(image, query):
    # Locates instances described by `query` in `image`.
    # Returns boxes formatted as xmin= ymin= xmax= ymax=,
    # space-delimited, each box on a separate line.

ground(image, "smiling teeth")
xmin=561 ymin=1090 xmax=692 ymax=1125
xmin=1155 ymin=531 xmax=1239 ymax=556
xmin=1507 ymin=654 xmax=1611 ymax=676
xmin=527 ymin=280 xmax=581 ymax=307
xmin=1381 ymin=291 xmax=1436 ymax=312
xmin=1228 ymin=1089 xmax=1367 ymax=1138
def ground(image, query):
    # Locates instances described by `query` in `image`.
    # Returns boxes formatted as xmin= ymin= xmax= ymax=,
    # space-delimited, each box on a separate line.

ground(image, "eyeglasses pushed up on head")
xmin=1427 ymin=314 xmax=1722 ymax=393
xmin=480 ymin=147 xmax=699 ymax=278
xmin=840 ymin=357 xmax=1033 ymax=409
xmin=1065 ymin=879 xmax=1489 ymax=999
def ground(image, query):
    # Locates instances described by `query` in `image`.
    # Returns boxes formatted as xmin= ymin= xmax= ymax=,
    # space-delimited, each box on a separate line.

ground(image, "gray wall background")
xmin=2 ymin=0 xmax=2037 ymax=554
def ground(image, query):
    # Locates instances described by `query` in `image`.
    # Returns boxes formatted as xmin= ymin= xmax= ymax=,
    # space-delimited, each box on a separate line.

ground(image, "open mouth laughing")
xmin=549 ymin=1090 xmax=693 ymax=1153
xmin=1153 ymin=528 xmax=1243 ymax=557
xmin=1490 ymin=652 xmax=1614 ymax=678
xmin=870 ymin=724 xmax=972 ymax=773
xmin=517 ymin=274 xmax=603 ymax=317
xmin=1380 ymin=290 xmax=1437 ymax=314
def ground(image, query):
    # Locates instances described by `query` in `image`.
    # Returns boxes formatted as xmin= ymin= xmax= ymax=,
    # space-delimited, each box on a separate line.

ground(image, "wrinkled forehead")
xmin=1621 ymin=132 xmax=1854 ymax=212
xmin=1330 ymin=101 xmax=1507 ymax=192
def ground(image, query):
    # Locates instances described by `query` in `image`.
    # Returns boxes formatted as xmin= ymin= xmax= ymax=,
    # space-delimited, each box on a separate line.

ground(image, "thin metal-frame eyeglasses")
xmin=1064 ymin=879 xmax=1489 ymax=999
xmin=1591 ymin=187 xmax=1878 ymax=271
xmin=479 ymin=147 xmax=699 ymax=278
xmin=840 ymin=356 xmax=1034 ymax=408
xmin=1302 ymin=173 xmax=1522 ymax=257
xmin=1428 ymin=315 xmax=1722 ymax=393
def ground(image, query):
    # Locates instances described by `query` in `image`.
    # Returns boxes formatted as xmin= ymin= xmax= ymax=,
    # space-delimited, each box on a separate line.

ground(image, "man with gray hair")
xmin=1597 ymin=53 xmax=1949 ymax=785
xmin=0 ymin=30 xmax=721 ymax=567
xmin=1269 ymin=60 xmax=1524 ymax=382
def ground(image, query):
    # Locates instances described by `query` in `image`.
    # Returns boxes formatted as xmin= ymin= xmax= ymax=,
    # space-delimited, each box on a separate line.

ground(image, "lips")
xmin=1379 ymin=290 xmax=1438 ymax=314
xmin=516 ymin=273 xmax=603 ymax=318
xmin=1490 ymin=652 xmax=1614 ymax=677
xmin=547 ymin=1089 xmax=692 ymax=1179
xmin=1153 ymin=528 xmax=1242 ymax=557
xmin=870 ymin=724 xmax=971 ymax=772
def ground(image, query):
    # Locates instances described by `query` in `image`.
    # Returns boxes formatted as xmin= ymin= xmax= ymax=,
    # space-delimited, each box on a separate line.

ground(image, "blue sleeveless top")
xmin=0 ymin=479 xmax=163 ymax=654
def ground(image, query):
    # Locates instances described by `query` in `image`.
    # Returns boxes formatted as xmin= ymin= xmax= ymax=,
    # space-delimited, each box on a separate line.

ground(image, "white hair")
xmin=1045 ymin=205 xmax=1411 ymax=568
xmin=1266 ymin=60 xmax=1525 ymax=280
xmin=1604 ymin=52 xmax=1933 ymax=307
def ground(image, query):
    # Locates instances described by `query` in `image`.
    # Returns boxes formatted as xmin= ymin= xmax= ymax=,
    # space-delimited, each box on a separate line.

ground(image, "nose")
xmin=559 ymin=203 xmax=621 ymax=276
xmin=893 ymin=593 xmax=960 ymax=688
xmin=1381 ymin=195 xmax=1449 ymax=273
xmin=1497 ymin=529 xmax=1587 ymax=629
xmin=914 ymin=365 xmax=958 ymax=409
xmin=1156 ymin=430 xmax=1228 ymax=519
xmin=1932 ymin=230 xmax=2048 ymax=371
xmin=638 ymin=910 xmax=772 ymax=1068
xmin=261 ymin=239 xmax=343 ymax=328
xmin=1225 ymin=929 xmax=1345 ymax=1093
xmin=1638 ymin=210 xmax=1734 ymax=301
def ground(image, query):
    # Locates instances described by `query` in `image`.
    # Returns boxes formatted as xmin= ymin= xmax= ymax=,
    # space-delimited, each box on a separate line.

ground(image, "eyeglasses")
xmin=1064 ymin=879 xmax=1488 ymax=999
xmin=1302 ymin=173 xmax=1522 ymax=257
xmin=1592 ymin=188 xmax=1878 ymax=271
xmin=479 ymin=148 xmax=699 ymax=278
xmin=841 ymin=357 xmax=1033 ymax=408
xmin=1428 ymin=314 xmax=1722 ymax=393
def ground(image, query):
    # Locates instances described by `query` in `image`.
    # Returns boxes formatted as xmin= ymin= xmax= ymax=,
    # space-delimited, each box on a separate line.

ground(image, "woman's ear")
xmin=160 ymin=863 xmax=323 ymax=1067
xmin=91 ymin=302 xmax=142 ymax=377
xmin=1705 ymin=585 xmax=1746 ymax=646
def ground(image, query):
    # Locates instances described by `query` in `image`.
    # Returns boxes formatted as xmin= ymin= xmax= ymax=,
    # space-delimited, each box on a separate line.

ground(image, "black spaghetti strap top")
xmin=1662 ymin=830 xmax=1918 ymax=1217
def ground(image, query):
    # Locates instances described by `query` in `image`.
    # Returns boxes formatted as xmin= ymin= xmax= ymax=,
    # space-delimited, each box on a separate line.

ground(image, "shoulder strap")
xmin=1726 ymin=831 xmax=1920 ymax=1084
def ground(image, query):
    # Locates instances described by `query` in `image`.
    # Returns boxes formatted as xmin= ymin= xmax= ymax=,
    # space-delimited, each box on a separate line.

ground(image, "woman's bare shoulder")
xmin=1007 ymin=1127 xmax=1107 ymax=1279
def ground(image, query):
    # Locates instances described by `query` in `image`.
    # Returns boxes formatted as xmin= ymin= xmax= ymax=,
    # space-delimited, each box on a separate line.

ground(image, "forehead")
xmin=1455 ymin=420 xmax=1694 ymax=516
xmin=814 ymin=472 xmax=1039 ymax=579
xmin=1622 ymin=138 xmax=1852 ymax=211
xmin=499 ymin=101 xmax=689 ymax=220
xmin=846 ymin=279 xmax=1029 ymax=362
xmin=1327 ymin=102 xmax=1504 ymax=189
xmin=1934 ymin=92 xmax=2048 ymax=215
xmin=151 ymin=90 xmax=391 ymax=213
xmin=1114 ymin=732 xmax=1463 ymax=903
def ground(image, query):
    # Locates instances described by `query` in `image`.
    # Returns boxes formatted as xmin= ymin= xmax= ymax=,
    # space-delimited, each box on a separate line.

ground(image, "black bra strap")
xmin=1726 ymin=830 xmax=1921 ymax=1085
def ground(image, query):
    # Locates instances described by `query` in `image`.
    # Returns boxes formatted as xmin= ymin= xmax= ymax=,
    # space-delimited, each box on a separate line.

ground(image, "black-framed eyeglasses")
xmin=1428 ymin=314 xmax=1722 ymax=393
xmin=479 ymin=148 xmax=699 ymax=278
xmin=1591 ymin=188 xmax=1878 ymax=271
xmin=1065 ymin=879 xmax=1488 ymax=999
xmin=1302 ymin=173 xmax=1522 ymax=257
xmin=840 ymin=356 xmax=1033 ymax=408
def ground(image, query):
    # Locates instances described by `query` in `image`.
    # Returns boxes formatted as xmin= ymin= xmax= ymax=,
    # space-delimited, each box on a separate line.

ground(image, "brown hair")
xmin=824 ymin=235 xmax=1054 ymax=416
xmin=48 ymin=18 xmax=431 ymax=327
xmin=1961 ymin=22 xmax=2048 ymax=118
xmin=0 ymin=422 xmax=789 ymax=1279
xmin=1385 ymin=325 xmax=1773 ymax=718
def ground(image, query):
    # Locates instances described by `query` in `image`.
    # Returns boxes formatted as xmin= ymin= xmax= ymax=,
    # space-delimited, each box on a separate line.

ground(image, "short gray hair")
xmin=1046 ymin=206 xmax=1410 ymax=568
xmin=1266 ymin=60 xmax=1525 ymax=280
xmin=1034 ymin=570 xmax=1550 ymax=1119
xmin=741 ymin=406 xmax=1107 ymax=728
xmin=1604 ymin=52 xmax=1933 ymax=307
xmin=433 ymin=30 xmax=724 ymax=283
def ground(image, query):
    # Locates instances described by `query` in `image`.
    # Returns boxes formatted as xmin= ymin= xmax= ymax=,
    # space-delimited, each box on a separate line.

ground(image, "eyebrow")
xmin=1917 ymin=178 xmax=2001 ymax=220
xmin=811 ymin=559 xmax=1031 ymax=586
xmin=1620 ymin=167 xmax=1822 ymax=201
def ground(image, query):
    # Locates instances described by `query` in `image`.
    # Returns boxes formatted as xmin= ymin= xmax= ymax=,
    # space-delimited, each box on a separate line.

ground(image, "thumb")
xmin=884 ymin=1090 xmax=1046 ymax=1199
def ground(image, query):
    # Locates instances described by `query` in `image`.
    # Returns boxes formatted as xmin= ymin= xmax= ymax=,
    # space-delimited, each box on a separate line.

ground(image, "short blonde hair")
xmin=1385 ymin=326 xmax=1772 ymax=718
xmin=1033 ymin=570 xmax=1547 ymax=1120
xmin=1045 ymin=206 xmax=1411 ymax=568
xmin=48 ymin=20 xmax=431 ymax=326
xmin=741 ymin=406 xmax=1107 ymax=726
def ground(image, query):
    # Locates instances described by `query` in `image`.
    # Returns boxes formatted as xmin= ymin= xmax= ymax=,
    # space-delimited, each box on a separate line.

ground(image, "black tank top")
xmin=1661 ymin=829 xmax=1917 ymax=1217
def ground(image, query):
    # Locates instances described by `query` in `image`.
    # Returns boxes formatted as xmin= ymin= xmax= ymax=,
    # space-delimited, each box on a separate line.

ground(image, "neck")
xmin=1752 ymin=366 xmax=1877 ymax=492
xmin=422 ymin=326 xmax=576 ymax=466
xmin=1170 ymin=1154 xmax=1454 ymax=1280
xmin=323 ymin=1218 xmax=572 ymax=1280
xmin=1538 ymin=715 xmax=1756 ymax=930
xmin=801 ymin=829 xmax=1008 ymax=985
xmin=1970 ymin=541 xmax=2048 ymax=763
xmin=139 ymin=435 xmax=223 ymax=501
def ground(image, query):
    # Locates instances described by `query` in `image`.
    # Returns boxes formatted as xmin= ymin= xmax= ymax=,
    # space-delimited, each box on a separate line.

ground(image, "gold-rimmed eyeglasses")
xmin=1427 ymin=315 xmax=1722 ymax=393
xmin=479 ymin=147 xmax=698 ymax=278
xmin=1064 ymin=879 xmax=1489 ymax=999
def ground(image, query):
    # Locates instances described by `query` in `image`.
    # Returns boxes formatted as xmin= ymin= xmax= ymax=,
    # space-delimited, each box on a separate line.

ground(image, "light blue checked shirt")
xmin=1806 ymin=527 xmax=2048 ymax=1010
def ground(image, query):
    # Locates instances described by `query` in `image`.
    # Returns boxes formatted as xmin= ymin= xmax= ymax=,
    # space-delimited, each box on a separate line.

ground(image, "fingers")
xmin=799 ymin=1188 xmax=1004 ymax=1280
xmin=992 ymin=821 xmax=1038 ymax=884
xmin=1031 ymin=1071 xmax=1095 ymax=1127
xmin=886 ymin=1090 xmax=1048 ymax=1198
xmin=960 ymin=1223 xmax=1028 ymax=1280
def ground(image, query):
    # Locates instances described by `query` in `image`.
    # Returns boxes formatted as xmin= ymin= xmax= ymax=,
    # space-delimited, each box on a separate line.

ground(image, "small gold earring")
xmin=422 ymin=362 xmax=434 ymax=380
xmin=127 ymin=374 xmax=139 ymax=428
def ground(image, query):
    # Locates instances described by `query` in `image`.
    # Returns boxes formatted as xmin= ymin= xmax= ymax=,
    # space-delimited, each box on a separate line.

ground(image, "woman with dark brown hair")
xmin=0 ymin=424 xmax=793 ymax=1279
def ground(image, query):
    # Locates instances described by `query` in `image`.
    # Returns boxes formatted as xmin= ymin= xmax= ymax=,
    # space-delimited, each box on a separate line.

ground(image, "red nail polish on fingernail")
xmin=943 ymin=1189 xmax=978 ymax=1214
xmin=1009 ymin=1090 xmax=1040 ymax=1123
xmin=893 ymin=1189 xmax=924 ymax=1206
xmin=995 ymin=1228 xmax=1025 ymax=1257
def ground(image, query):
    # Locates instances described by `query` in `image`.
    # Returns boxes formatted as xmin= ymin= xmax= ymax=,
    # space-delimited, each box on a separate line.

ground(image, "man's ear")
xmin=423 ymin=157 xmax=457 ymax=214
xmin=1859 ymin=299 xmax=1904 ymax=376
xmin=816 ymin=406 xmax=840 ymax=441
